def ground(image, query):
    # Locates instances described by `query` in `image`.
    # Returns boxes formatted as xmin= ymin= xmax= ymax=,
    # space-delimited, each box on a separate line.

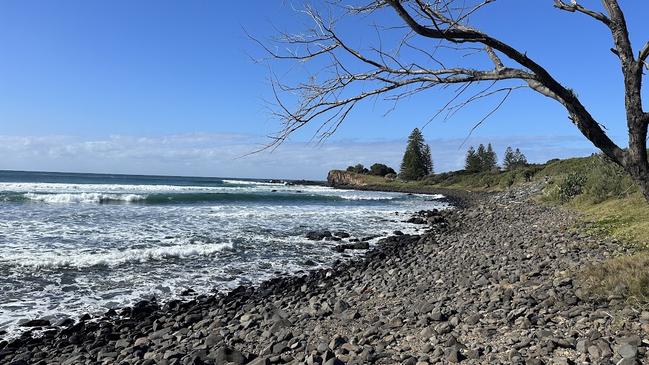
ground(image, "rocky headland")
xmin=1 ymin=187 xmax=647 ymax=365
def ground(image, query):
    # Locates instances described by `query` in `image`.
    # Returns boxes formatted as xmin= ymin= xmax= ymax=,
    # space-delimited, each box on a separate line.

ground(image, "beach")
xmin=1 ymin=185 xmax=646 ymax=364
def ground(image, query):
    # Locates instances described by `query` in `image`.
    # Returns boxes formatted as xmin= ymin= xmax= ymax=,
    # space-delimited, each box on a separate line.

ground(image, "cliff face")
xmin=326 ymin=170 xmax=369 ymax=187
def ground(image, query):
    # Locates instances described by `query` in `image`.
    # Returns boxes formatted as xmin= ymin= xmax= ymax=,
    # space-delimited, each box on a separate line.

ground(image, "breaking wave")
xmin=4 ymin=191 xmax=412 ymax=205
xmin=9 ymin=241 xmax=234 ymax=269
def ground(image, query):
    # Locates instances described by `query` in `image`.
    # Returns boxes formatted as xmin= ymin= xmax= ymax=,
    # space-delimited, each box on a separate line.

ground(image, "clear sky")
xmin=0 ymin=1 xmax=646 ymax=179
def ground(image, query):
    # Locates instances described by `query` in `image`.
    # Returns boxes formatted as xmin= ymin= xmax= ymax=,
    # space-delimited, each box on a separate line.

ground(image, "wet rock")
xmin=334 ymin=231 xmax=350 ymax=238
xmin=19 ymin=319 xmax=50 ymax=327
xmin=306 ymin=231 xmax=333 ymax=240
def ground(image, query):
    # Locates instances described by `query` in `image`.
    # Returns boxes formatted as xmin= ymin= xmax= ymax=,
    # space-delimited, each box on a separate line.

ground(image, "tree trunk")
xmin=625 ymin=116 xmax=649 ymax=201
xmin=634 ymin=173 xmax=649 ymax=201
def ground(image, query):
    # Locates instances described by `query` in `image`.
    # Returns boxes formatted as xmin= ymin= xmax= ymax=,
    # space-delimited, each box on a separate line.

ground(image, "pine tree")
xmin=503 ymin=147 xmax=528 ymax=170
xmin=475 ymin=144 xmax=487 ymax=171
xmin=465 ymin=146 xmax=481 ymax=172
xmin=422 ymin=144 xmax=434 ymax=175
xmin=514 ymin=148 xmax=528 ymax=167
xmin=503 ymin=146 xmax=516 ymax=170
xmin=400 ymin=128 xmax=432 ymax=180
xmin=485 ymin=143 xmax=498 ymax=171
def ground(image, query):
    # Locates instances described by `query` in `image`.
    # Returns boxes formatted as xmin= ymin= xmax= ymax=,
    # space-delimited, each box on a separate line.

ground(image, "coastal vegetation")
xmin=399 ymin=128 xmax=433 ymax=181
xmin=329 ymin=152 xmax=649 ymax=304
xmin=345 ymin=163 xmax=396 ymax=177
xmin=464 ymin=143 xmax=498 ymax=173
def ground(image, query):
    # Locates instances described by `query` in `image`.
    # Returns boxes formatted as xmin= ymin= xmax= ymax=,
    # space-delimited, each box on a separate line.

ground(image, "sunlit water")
xmin=0 ymin=170 xmax=447 ymax=337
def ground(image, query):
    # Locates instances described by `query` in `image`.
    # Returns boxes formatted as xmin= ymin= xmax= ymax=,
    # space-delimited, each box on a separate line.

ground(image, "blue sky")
xmin=0 ymin=1 xmax=646 ymax=179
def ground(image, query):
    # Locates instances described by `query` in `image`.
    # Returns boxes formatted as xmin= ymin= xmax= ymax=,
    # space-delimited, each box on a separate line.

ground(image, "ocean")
xmin=0 ymin=170 xmax=447 ymax=337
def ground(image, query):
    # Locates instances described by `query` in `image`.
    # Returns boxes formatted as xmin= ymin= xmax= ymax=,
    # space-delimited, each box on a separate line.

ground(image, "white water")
xmin=0 ymin=174 xmax=448 ymax=338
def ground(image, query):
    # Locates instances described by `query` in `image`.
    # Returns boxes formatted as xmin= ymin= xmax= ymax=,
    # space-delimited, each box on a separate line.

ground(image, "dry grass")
xmin=578 ymin=251 xmax=649 ymax=306
xmin=342 ymin=162 xmax=649 ymax=303
xmin=572 ymin=191 xmax=649 ymax=248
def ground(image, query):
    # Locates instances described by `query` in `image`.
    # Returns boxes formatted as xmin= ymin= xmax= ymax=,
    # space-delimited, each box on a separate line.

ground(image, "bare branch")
xmin=485 ymin=46 xmax=504 ymax=70
xmin=640 ymin=41 xmax=649 ymax=69
xmin=386 ymin=0 xmax=626 ymax=163
xmin=553 ymin=0 xmax=611 ymax=25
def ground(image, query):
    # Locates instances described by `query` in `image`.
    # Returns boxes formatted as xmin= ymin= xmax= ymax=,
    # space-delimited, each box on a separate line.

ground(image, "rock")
xmin=324 ymin=358 xmax=345 ymax=365
xmin=334 ymin=231 xmax=351 ymax=238
xmin=333 ymin=300 xmax=350 ymax=314
xmin=209 ymin=347 xmax=247 ymax=364
xmin=19 ymin=319 xmax=50 ymax=327
xmin=465 ymin=313 xmax=481 ymax=325
xmin=334 ymin=242 xmax=370 ymax=252
xmin=329 ymin=335 xmax=346 ymax=350
xmin=430 ymin=309 xmax=446 ymax=321
xmin=181 ymin=288 xmax=196 ymax=296
xmin=618 ymin=344 xmax=638 ymax=359
xmin=272 ymin=341 xmax=289 ymax=354
xmin=306 ymin=231 xmax=332 ymax=240
xmin=54 ymin=318 xmax=74 ymax=327
xmin=445 ymin=347 xmax=464 ymax=363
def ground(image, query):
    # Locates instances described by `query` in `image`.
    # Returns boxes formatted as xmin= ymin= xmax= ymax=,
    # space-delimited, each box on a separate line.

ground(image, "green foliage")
xmin=369 ymin=163 xmax=396 ymax=177
xmin=503 ymin=146 xmax=528 ymax=171
xmin=422 ymin=144 xmax=433 ymax=176
xmin=559 ymin=172 xmax=586 ymax=202
xmin=464 ymin=147 xmax=481 ymax=172
xmin=540 ymin=154 xmax=638 ymax=204
xmin=400 ymin=128 xmax=433 ymax=180
xmin=346 ymin=164 xmax=368 ymax=174
xmin=465 ymin=143 xmax=497 ymax=172
xmin=484 ymin=143 xmax=498 ymax=171
xmin=584 ymin=155 xmax=635 ymax=203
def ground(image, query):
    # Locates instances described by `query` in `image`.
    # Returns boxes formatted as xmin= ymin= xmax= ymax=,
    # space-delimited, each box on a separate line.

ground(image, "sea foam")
xmin=23 ymin=192 xmax=146 ymax=204
xmin=10 ymin=241 xmax=234 ymax=269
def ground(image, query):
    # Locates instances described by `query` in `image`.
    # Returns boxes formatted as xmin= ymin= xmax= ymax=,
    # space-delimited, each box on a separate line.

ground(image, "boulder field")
xmin=1 ymin=189 xmax=647 ymax=364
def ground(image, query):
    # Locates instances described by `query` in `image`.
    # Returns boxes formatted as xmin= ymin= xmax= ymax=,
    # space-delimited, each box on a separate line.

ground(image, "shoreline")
xmin=329 ymin=184 xmax=481 ymax=209
xmin=2 ymin=188 xmax=648 ymax=364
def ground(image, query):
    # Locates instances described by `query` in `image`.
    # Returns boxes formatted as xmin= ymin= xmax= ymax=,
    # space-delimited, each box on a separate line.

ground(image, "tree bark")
xmin=626 ymin=115 xmax=649 ymax=200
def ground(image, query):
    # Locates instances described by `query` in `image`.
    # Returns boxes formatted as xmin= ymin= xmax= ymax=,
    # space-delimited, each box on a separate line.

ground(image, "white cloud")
xmin=0 ymin=133 xmax=599 ymax=180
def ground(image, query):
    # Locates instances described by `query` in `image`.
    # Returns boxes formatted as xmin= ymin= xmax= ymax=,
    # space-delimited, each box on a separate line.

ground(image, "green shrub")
xmin=369 ymin=163 xmax=396 ymax=176
xmin=559 ymin=173 xmax=586 ymax=202
xmin=584 ymin=155 xmax=636 ymax=203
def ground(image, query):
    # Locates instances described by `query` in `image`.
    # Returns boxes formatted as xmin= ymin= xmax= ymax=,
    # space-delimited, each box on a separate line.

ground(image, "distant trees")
xmin=503 ymin=147 xmax=528 ymax=170
xmin=465 ymin=143 xmax=497 ymax=172
xmin=346 ymin=163 xmax=396 ymax=176
xmin=346 ymin=164 xmax=369 ymax=174
xmin=369 ymin=163 xmax=396 ymax=177
xmin=400 ymin=128 xmax=433 ymax=180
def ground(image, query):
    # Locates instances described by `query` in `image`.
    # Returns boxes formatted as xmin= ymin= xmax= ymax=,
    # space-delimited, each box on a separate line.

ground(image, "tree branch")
xmin=386 ymin=0 xmax=626 ymax=164
xmin=639 ymin=41 xmax=649 ymax=69
xmin=553 ymin=0 xmax=611 ymax=26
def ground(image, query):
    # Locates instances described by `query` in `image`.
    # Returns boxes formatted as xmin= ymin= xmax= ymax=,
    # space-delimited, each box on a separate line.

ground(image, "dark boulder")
xmin=306 ymin=231 xmax=333 ymax=240
xmin=334 ymin=242 xmax=370 ymax=252
xmin=19 ymin=319 xmax=50 ymax=328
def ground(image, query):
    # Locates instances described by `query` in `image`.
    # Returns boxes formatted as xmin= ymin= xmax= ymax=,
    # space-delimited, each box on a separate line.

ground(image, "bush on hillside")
xmin=369 ymin=163 xmax=396 ymax=177
xmin=585 ymin=155 xmax=635 ymax=203
xmin=346 ymin=164 xmax=369 ymax=174
xmin=559 ymin=172 xmax=586 ymax=202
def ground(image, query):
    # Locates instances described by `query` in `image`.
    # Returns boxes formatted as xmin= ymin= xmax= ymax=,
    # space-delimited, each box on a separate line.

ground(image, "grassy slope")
xmin=341 ymin=157 xmax=649 ymax=302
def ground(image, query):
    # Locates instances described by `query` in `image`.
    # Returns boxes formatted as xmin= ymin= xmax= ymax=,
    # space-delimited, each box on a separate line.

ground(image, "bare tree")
xmin=255 ymin=0 xmax=649 ymax=201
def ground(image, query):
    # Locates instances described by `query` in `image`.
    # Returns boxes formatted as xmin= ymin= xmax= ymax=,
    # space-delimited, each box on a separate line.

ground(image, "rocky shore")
xmin=2 ymin=188 xmax=648 ymax=365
